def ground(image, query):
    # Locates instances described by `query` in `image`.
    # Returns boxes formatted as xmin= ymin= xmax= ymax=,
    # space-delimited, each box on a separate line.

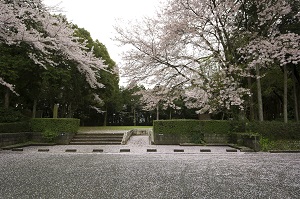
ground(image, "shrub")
xmin=248 ymin=121 xmax=300 ymax=140
xmin=260 ymin=138 xmax=300 ymax=151
xmin=153 ymin=120 xmax=231 ymax=134
xmin=30 ymin=118 xmax=80 ymax=133
xmin=0 ymin=108 xmax=26 ymax=123
xmin=153 ymin=120 xmax=231 ymax=144
xmin=0 ymin=122 xmax=30 ymax=134
xmin=260 ymin=137 xmax=275 ymax=151
xmin=42 ymin=129 xmax=59 ymax=142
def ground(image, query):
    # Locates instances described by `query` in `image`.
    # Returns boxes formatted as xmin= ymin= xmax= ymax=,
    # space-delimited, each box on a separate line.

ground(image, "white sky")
xmin=42 ymin=0 xmax=161 ymax=66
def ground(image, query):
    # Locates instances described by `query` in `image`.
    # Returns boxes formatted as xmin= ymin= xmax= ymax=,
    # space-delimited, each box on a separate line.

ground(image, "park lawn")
xmin=78 ymin=126 xmax=152 ymax=132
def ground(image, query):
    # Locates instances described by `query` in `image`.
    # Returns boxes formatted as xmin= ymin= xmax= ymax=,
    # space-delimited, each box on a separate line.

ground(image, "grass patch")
xmin=78 ymin=126 xmax=152 ymax=132
xmin=260 ymin=138 xmax=300 ymax=151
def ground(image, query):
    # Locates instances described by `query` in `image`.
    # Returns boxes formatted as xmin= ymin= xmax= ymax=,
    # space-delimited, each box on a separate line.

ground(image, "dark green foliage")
xmin=0 ymin=122 xmax=30 ymax=134
xmin=30 ymin=118 xmax=80 ymax=133
xmin=0 ymin=108 xmax=26 ymax=123
xmin=260 ymin=138 xmax=300 ymax=151
xmin=248 ymin=121 xmax=300 ymax=140
xmin=153 ymin=120 xmax=300 ymax=146
xmin=153 ymin=120 xmax=231 ymax=143
xmin=41 ymin=129 xmax=59 ymax=142
xmin=153 ymin=120 xmax=231 ymax=134
xmin=230 ymin=120 xmax=247 ymax=132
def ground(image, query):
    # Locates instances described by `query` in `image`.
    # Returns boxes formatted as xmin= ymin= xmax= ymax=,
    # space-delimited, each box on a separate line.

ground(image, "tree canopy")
xmin=115 ymin=0 xmax=300 ymax=122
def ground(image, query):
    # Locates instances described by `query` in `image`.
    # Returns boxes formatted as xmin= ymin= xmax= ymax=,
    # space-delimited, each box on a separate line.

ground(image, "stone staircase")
xmin=69 ymin=132 xmax=124 ymax=145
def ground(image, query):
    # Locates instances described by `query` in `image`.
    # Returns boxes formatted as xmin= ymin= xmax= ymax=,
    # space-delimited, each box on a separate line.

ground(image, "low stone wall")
xmin=121 ymin=130 xmax=134 ymax=145
xmin=236 ymin=134 xmax=260 ymax=151
xmin=153 ymin=133 xmax=190 ymax=145
xmin=0 ymin=132 xmax=31 ymax=147
xmin=153 ymin=133 xmax=229 ymax=145
xmin=31 ymin=132 xmax=76 ymax=145
xmin=204 ymin=133 xmax=229 ymax=144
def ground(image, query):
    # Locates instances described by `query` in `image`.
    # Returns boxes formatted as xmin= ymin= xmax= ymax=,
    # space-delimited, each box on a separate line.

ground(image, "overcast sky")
xmin=42 ymin=0 xmax=161 ymax=66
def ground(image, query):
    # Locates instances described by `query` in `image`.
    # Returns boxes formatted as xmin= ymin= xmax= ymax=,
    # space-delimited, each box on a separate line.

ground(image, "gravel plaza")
xmin=0 ymin=136 xmax=300 ymax=199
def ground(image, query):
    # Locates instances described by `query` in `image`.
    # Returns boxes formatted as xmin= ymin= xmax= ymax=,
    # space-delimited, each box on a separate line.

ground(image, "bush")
xmin=0 ymin=108 xmax=26 ymax=123
xmin=41 ymin=129 xmax=59 ymax=142
xmin=260 ymin=138 xmax=300 ymax=151
xmin=248 ymin=121 xmax=300 ymax=140
xmin=0 ymin=122 xmax=30 ymax=134
xmin=153 ymin=120 xmax=231 ymax=144
xmin=153 ymin=120 xmax=231 ymax=134
xmin=30 ymin=118 xmax=80 ymax=133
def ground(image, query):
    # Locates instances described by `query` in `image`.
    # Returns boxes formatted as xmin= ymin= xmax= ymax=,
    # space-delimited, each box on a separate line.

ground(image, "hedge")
xmin=0 ymin=122 xmax=30 ymax=134
xmin=153 ymin=120 xmax=231 ymax=135
xmin=153 ymin=120 xmax=231 ymax=144
xmin=30 ymin=118 xmax=80 ymax=133
xmin=247 ymin=121 xmax=300 ymax=140
xmin=153 ymin=120 xmax=300 ymax=141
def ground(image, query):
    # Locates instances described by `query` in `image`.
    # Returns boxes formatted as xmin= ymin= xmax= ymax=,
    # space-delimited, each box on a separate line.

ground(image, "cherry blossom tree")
xmin=115 ymin=0 xmax=249 ymax=115
xmin=116 ymin=0 xmax=299 ymax=121
xmin=0 ymin=0 xmax=107 ymax=92
xmin=137 ymin=85 xmax=181 ymax=120
xmin=239 ymin=0 xmax=300 ymax=122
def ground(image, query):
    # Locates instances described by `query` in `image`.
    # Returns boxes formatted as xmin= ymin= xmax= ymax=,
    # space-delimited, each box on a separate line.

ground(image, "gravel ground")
xmin=0 ymin=136 xmax=299 ymax=199
xmin=0 ymin=152 xmax=299 ymax=199
xmin=1 ymin=136 xmax=239 ymax=154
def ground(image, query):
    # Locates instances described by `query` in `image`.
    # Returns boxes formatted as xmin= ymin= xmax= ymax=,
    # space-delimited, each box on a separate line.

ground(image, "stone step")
xmin=69 ymin=141 xmax=122 ymax=145
xmin=74 ymin=135 xmax=123 ymax=139
xmin=76 ymin=133 xmax=124 ymax=136
xmin=70 ymin=132 xmax=124 ymax=145
xmin=74 ymin=134 xmax=123 ymax=138
xmin=72 ymin=138 xmax=122 ymax=142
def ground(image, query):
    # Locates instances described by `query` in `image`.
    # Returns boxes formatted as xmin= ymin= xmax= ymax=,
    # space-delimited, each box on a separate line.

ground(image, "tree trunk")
xmin=67 ymin=103 xmax=71 ymax=118
xmin=283 ymin=65 xmax=288 ymax=123
xmin=256 ymin=65 xmax=264 ymax=121
xmin=292 ymin=72 xmax=299 ymax=122
xmin=32 ymin=99 xmax=37 ymax=118
xmin=103 ymin=106 xmax=107 ymax=126
xmin=133 ymin=108 xmax=136 ymax=126
xmin=247 ymin=76 xmax=255 ymax=121
xmin=156 ymin=105 xmax=159 ymax=120
xmin=4 ymin=88 xmax=10 ymax=108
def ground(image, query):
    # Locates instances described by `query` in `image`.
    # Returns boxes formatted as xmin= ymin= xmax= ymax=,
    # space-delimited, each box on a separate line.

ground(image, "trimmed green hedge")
xmin=0 ymin=122 xmax=30 ymax=134
xmin=153 ymin=120 xmax=231 ymax=134
xmin=153 ymin=120 xmax=231 ymax=144
xmin=153 ymin=120 xmax=300 ymax=145
xmin=248 ymin=121 xmax=300 ymax=140
xmin=30 ymin=118 xmax=80 ymax=133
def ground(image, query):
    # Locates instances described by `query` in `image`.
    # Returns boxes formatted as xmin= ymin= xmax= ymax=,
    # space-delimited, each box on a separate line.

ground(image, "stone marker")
xmin=200 ymin=149 xmax=211 ymax=152
xmin=120 ymin=149 xmax=130 ymax=152
xmin=53 ymin=104 xmax=59 ymax=118
xmin=147 ymin=149 xmax=157 ymax=152
xmin=93 ymin=149 xmax=104 ymax=153
xmin=12 ymin=148 xmax=23 ymax=152
xmin=174 ymin=149 xmax=184 ymax=152
xmin=226 ymin=149 xmax=238 ymax=152
xmin=38 ymin=149 xmax=49 ymax=152
xmin=65 ymin=149 xmax=77 ymax=152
